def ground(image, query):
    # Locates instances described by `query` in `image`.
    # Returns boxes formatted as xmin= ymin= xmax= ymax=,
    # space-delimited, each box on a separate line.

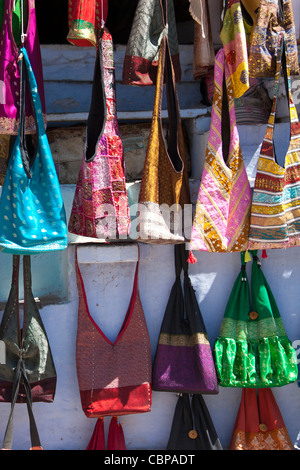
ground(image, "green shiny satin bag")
xmin=214 ymin=250 xmax=298 ymax=388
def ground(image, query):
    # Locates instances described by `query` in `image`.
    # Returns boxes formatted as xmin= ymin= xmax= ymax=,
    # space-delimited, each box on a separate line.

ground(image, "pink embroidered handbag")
xmin=189 ymin=48 xmax=252 ymax=254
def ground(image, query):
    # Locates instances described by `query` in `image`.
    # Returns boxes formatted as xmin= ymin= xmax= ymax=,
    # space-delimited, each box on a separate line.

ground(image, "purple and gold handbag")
xmin=152 ymin=244 xmax=218 ymax=394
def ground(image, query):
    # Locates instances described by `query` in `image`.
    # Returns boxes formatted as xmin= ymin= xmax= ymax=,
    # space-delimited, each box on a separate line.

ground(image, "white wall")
xmin=0 ymin=231 xmax=299 ymax=450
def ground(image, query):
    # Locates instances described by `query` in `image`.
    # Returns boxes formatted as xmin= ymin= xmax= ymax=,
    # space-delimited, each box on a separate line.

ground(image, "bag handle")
xmin=266 ymin=33 xmax=299 ymax=161
xmin=1 ymin=253 xmax=42 ymax=450
xmin=1 ymin=355 xmax=42 ymax=450
xmin=85 ymin=28 xmax=107 ymax=163
xmin=151 ymin=0 xmax=183 ymax=174
xmin=209 ymin=47 xmax=239 ymax=166
xmin=18 ymin=47 xmax=45 ymax=178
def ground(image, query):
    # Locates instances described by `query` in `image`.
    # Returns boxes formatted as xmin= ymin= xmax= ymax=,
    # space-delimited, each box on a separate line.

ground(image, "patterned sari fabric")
xmin=248 ymin=35 xmax=300 ymax=250
xmin=214 ymin=251 xmax=298 ymax=388
xmin=248 ymin=0 xmax=299 ymax=78
xmin=122 ymin=0 xmax=181 ymax=86
xmin=230 ymin=388 xmax=294 ymax=450
xmin=189 ymin=48 xmax=252 ymax=254
xmin=68 ymin=29 xmax=131 ymax=241
xmin=220 ymin=0 xmax=250 ymax=98
xmin=67 ymin=0 xmax=108 ymax=47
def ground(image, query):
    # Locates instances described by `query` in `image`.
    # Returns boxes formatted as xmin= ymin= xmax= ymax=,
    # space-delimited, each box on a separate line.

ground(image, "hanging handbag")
xmin=220 ymin=0 xmax=250 ymax=98
xmin=230 ymin=388 xmax=293 ymax=450
xmin=68 ymin=28 xmax=131 ymax=241
xmin=75 ymin=244 xmax=152 ymax=417
xmin=0 ymin=47 xmax=67 ymax=254
xmin=167 ymin=393 xmax=222 ymax=450
xmin=137 ymin=2 xmax=191 ymax=244
xmin=0 ymin=255 xmax=57 ymax=450
xmin=152 ymin=244 xmax=218 ymax=394
xmin=248 ymin=0 xmax=299 ymax=78
xmin=122 ymin=0 xmax=181 ymax=86
xmin=189 ymin=47 xmax=252 ymax=255
xmin=67 ymin=0 xmax=108 ymax=47
xmin=248 ymin=34 xmax=300 ymax=250
xmin=214 ymin=250 xmax=298 ymax=388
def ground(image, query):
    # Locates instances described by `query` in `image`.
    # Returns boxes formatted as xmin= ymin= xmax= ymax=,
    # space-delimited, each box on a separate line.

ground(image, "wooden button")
xmin=249 ymin=311 xmax=258 ymax=320
xmin=188 ymin=430 xmax=198 ymax=439
xmin=259 ymin=423 xmax=268 ymax=432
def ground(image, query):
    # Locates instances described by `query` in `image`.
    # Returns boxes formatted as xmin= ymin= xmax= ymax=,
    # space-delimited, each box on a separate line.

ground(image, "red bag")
xmin=230 ymin=388 xmax=293 ymax=450
xmin=75 ymin=245 xmax=152 ymax=418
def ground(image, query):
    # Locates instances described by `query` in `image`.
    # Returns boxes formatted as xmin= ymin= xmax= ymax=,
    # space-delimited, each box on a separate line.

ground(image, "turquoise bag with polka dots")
xmin=0 ymin=48 xmax=67 ymax=254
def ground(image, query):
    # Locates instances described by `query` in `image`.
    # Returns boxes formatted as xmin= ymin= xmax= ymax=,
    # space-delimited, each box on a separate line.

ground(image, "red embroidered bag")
xmin=75 ymin=245 xmax=152 ymax=417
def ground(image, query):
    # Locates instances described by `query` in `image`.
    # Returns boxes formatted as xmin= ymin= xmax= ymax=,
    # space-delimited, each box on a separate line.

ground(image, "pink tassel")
xmin=262 ymin=249 xmax=267 ymax=259
xmin=187 ymin=251 xmax=197 ymax=264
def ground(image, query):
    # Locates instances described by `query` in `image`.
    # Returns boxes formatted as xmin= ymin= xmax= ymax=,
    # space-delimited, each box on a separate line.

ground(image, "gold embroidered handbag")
xmin=248 ymin=0 xmax=299 ymax=78
xmin=136 ymin=1 xmax=191 ymax=244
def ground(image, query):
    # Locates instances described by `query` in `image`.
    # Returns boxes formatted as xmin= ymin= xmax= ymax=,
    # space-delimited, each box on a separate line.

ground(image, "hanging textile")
xmin=0 ymin=48 xmax=68 ymax=254
xmin=248 ymin=34 xmax=300 ymax=250
xmin=167 ymin=393 xmax=222 ymax=450
xmin=214 ymin=250 xmax=298 ymax=388
xmin=68 ymin=28 xmax=130 ymax=241
xmin=106 ymin=417 xmax=126 ymax=450
xmin=0 ymin=255 xmax=57 ymax=450
xmin=137 ymin=1 xmax=191 ymax=244
xmin=75 ymin=245 xmax=152 ymax=418
xmin=122 ymin=0 xmax=181 ymax=86
xmin=86 ymin=416 xmax=126 ymax=450
xmin=192 ymin=0 xmax=215 ymax=80
xmin=67 ymin=0 xmax=108 ymax=47
xmin=248 ymin=0 xmax=299 ymax=78
xmin=86 ymin=418 xmax=105 ymax=450
xmin=230 ymin=388 xmax=294 ymax=450
xmin=0 ymin=0 xmax=46 ymax=135
xmin=152 ymin=244 xmax=218 ymax=394
xmin=220 ymin=0 xmax=250 ymax=98
xmin=189 ymin=48 xmax=251 ymax=254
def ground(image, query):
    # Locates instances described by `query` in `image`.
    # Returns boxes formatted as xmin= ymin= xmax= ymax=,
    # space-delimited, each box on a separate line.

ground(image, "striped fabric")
xmin=189 ymin=48 xmax=252 ymax=253
xmin=248 ymin=34 xmax=300 ymax=249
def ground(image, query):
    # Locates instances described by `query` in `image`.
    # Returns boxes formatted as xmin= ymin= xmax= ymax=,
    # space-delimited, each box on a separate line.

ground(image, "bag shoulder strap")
xmin=1 ymin=356 xmax=42 ymax=450
xmin=85 ymin=28 xmax=108 ymax=163
xmin=264 ymin=34 xmax=300 ymax=163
